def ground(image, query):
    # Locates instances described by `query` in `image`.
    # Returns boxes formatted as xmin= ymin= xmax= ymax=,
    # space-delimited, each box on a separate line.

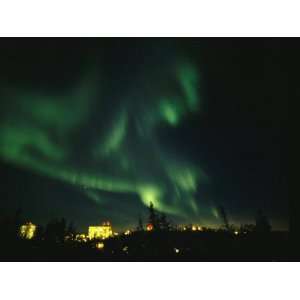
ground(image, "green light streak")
xmin=159 ymin=99 xmax=182 ymax=126
xmin=94 ymin=110 xmax=128 ymax=157
xmin=0 ymin=125 xmax=65 ymax=162
xmin=176 ymin=62 xmax=199 ymax=111
xmin=0 ymin=60 xmax=210 ymax=221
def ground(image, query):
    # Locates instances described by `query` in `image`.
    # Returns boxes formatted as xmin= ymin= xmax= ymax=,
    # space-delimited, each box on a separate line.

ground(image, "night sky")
xmin=0 ymin=38 xmax=289 ymax=231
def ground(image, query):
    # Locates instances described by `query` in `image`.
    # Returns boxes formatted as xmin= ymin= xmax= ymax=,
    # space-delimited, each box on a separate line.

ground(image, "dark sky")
xmin=0 ymin=38 xmax=289 ymax=231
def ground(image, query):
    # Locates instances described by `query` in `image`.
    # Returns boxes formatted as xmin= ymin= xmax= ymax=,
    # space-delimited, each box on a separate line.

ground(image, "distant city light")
xmin=75 ymin=234 xmax=88 ymax=242
xmin=20 ymin=222 xmax=36 ymax=239
xmin=174 ymin=248 xmax=180 ymax=254
xmin=234 ymin=230 xmax=239 ymax=235
xmin=124 ymin=230 xmax=131 ymax=235
xmin=192 ymin=225 xmax=197 ymax=231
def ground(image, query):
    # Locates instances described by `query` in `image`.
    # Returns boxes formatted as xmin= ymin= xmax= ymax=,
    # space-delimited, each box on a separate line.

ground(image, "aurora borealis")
xmin=0 ymin=39 xmax=288 ymax=231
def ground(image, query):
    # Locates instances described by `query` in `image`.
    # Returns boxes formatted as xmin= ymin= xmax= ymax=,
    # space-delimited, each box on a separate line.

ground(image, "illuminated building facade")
xmin=20 ymin=222 xmax=36 ymax=239
xmin=88 ymin=222 xmax=113 ymax=239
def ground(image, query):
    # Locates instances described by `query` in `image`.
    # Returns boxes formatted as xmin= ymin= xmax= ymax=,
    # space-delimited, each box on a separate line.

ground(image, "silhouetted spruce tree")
xmin=137 ymin=215 xmax=144 ymax=231
xmin=240 ymin=224 xmax=255 ymax=234
xmin=58 ymin=218 xmax=66 ymax=242
xmin=148 ymin=202 xmax=158 ymax=230
xmin=45 ymin=218 xmax=67 ymax=243
xmin=34 ymin=224 xmax=45 ymax=241
xmin=255 ymin=210 xmax=271 ymax=234
xmin=159 ymin=213 xmax=170 ymax=231
xmin=66 ymin=221 xmax=77 ymax=240
xmin=14 ymin=208 xmax=23 ymax=238
xmin=44 ymin=221 xmax=52 ymax=242
xmin=218 ymin=205 xmax=230 ymax=231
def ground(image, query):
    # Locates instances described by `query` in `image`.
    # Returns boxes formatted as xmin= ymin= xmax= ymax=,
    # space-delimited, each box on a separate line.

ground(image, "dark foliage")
xmin=0 ymin=211 xmax=293 ymax=262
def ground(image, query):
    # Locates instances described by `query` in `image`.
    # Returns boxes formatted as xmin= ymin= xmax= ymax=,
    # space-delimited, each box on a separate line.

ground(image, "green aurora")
xmin=0 ymin=59 xmax=216 ymax=226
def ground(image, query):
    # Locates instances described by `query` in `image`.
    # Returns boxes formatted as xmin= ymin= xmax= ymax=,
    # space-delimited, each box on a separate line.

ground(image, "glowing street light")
xmin=146 ymin=223 xmax=153 ymax=231
xmin=96 ymin=242 xmax=104 ymax=250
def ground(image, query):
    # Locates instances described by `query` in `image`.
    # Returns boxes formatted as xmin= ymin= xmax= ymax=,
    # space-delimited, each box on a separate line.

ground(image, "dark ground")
xmin=0 ymin=230 xmax=292 ymax=262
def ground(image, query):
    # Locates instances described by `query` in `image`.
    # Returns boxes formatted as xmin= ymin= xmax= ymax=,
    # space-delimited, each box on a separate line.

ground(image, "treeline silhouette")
xmin=0 ymin=204 xmax=291 ymax=261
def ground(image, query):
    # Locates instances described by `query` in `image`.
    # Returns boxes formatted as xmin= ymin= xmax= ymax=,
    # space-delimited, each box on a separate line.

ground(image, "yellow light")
xmin=197 ymin=226 xmax=202 ymax=231
xmin=124 ymin=230 xmax=131 ymax=235
xmin=234 ymin=231 xmax=239 ymax=235
xmin=183 ymin=227 xmax=187 ymax=231
xmin=20 ymin=222 xmax=36 ymax=239
xmin=96 ymin=242 xmax=104 ymax=250
xmin=76 ymin=234 xmax=88 ymax=242
xmin=174 ymin=248 xmax=180 ymax=254
xmin=88 ymin=223 xmax=113 ymax=240
xmin=192 ymin=225 xmax=197 ymax=231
